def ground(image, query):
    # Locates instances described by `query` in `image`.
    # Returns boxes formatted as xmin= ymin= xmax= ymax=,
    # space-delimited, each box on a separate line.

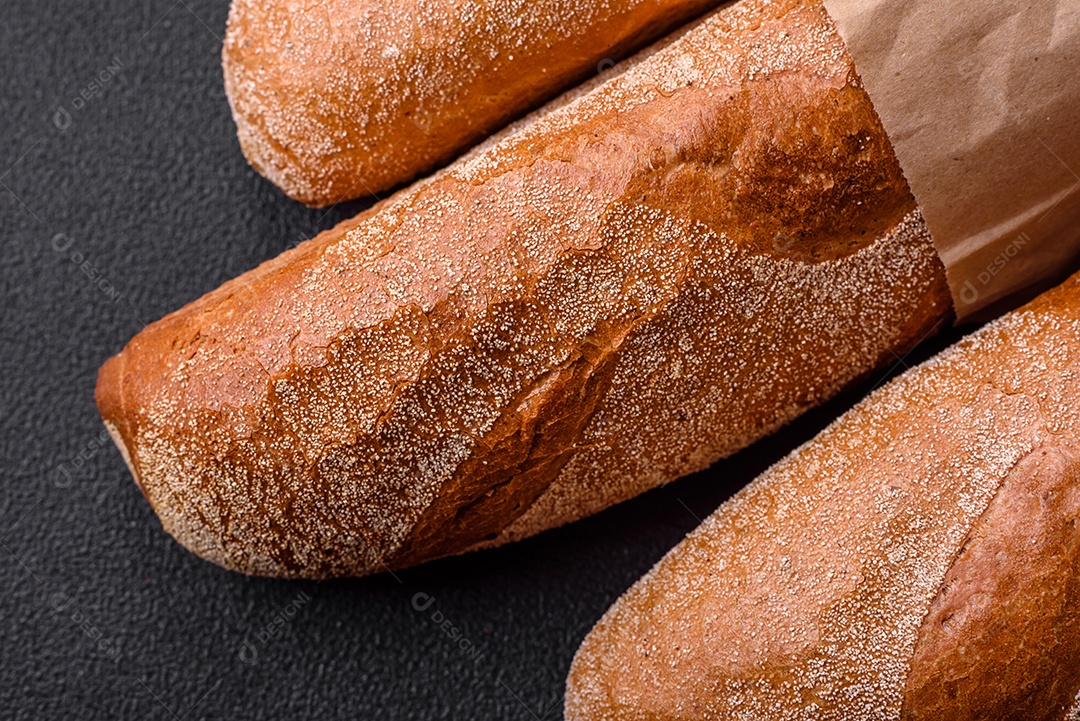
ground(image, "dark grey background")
xmin=0 ymin=1 xmax=967 ymax=718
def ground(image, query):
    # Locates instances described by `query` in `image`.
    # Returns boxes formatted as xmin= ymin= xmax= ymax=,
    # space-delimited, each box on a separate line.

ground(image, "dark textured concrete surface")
xmin=0 ymin=1 xmax=967 ymax=718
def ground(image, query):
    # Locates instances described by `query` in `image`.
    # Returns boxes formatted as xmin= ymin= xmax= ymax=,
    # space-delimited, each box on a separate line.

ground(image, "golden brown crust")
xmin=222 ymin=0 xmax=727 ymax=206
xmin=565 ymin=272 xmax=1080 ymax=720
xmin=903 ymin=448 xmax=1080 ymax=721
xmin=98 ymin=0 xmax=951 ymax=579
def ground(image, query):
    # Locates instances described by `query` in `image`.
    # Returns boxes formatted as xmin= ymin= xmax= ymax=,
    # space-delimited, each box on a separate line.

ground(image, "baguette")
xmin=98 ymin=0 xmax=952 ymax=578
xmin=566 ymin=271 xmax=1080 ymax=720
xmin=222 ymin=0 xmax=725 ymax=205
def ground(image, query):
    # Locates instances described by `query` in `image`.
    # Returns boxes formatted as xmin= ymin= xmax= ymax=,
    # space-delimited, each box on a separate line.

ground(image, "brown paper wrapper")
xmin=823 ymin=0 xmax=1080 ymax=320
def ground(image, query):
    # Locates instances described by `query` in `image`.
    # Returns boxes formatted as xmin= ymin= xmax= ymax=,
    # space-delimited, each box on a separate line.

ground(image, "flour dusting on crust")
xmin=566 ymin=276 xmax=1080 ymax=719
xmin=223 ymin=0 xmax=722 ymax=204
xmin=101 ymin=0 xmax=951 ymax=579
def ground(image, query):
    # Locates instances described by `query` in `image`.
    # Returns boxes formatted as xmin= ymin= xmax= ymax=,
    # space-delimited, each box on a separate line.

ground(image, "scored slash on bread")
xmin=566 ymin=271 xmax=1080 ymax=721
xmin=98 ymin=0 xmax=953 ymax=579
